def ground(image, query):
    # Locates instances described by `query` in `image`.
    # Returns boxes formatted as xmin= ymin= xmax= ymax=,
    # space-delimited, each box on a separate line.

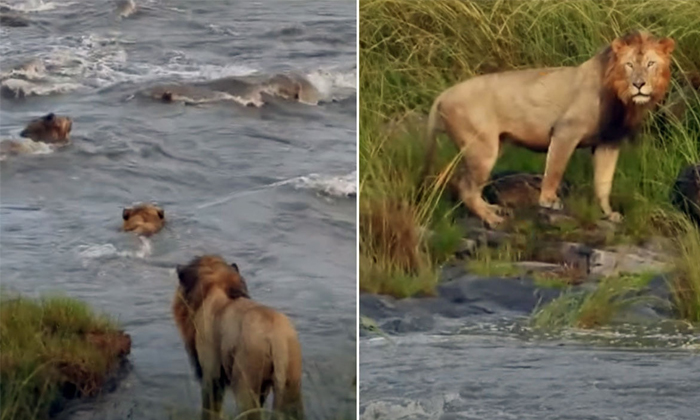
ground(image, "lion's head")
xmin=20 ymin=113 xmax=72 ymax=143
xmin=122 ymin=203 xmax=165 ymax=236
xmin=605 ymin=31 xmax=675 ymax=107
xmin=175 ymin=255 xmax=250 ymax=311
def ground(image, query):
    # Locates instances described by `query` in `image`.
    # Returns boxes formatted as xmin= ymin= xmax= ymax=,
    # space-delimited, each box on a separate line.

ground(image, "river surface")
xmin=0 ymin=0 xmax=356 ymax=418
xmin=360 ymin=312 xmax=700 ymax=420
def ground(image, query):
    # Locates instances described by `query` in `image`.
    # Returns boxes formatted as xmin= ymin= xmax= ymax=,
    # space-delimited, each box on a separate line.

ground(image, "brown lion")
xmin=423 ymin=30 xmax=675 ymax=228
xmin=122 ymin=204 xmax=165 ymax=236
xmin=172 ymin=255 xmax=304 ymax=420
xmin=0 ymin=113 xmax=73 ymax=160
xmin=20 ymin=113 xmax=73 ymax=143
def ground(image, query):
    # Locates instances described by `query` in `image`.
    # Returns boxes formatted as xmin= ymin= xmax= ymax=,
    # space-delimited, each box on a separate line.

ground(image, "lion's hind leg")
xmin=446 ymin=124 xmax=504 ymax=228
xmin=231 ymin=352 xmax=268 ymax=420
xmin=272 ymin=379 xmax=304 ymax=420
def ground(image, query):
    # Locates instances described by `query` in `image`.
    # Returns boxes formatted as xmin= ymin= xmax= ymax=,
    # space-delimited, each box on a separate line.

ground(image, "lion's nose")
xmin=633 ymin=81 xmax=646 ymax=89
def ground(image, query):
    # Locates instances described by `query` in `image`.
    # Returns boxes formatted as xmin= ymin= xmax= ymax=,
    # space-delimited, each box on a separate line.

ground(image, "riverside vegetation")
xmin=359 ymin=0 xmax=700 ymax=328
xmin=0 ymin=293 xmax=131 ymax=420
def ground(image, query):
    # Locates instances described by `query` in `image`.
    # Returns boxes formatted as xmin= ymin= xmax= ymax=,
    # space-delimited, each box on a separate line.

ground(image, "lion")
xmin=122 ymin=203 xmax=165 ymax=236
xmin=0 ymin=113 xmax=73 ymax=160
xmin=172 ymin=255 xmax=304 ymax=420
xmin=19 ymin=113 xmax=73 ymax=143
xmin=423 ymin=30 xmax=675 ymax=228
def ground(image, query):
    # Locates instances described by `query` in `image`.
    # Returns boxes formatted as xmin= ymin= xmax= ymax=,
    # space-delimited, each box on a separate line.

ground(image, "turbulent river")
xmin=0 ymin=0 xmax=357 ymax=418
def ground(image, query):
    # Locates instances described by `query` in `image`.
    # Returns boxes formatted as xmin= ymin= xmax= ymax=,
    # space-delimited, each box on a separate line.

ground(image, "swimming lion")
xmin=172 ymin=255 xmax=304 ymax=420
xmin=20 ymin=113 xmax=72 ymax=143
xmin=122 ymin=203 xmax=165 ymax=236
xmin=423 ymin=30 xmax=675 ymax=228
xmin=0 ymin=113 xmax=73 ymax=160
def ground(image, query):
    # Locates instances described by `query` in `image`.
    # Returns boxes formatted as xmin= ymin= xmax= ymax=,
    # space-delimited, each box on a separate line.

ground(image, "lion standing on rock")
xmin=172 ymin=255 xmax=304 ymax=420
xmin=423 ymin=30 xmax=675 ymax=228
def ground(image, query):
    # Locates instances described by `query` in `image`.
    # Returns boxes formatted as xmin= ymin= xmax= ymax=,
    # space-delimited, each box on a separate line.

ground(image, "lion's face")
xmin=122 ymin=204 xmax=165 ymax=236
xmin=175 ymin=255 xmax=250 ymax=310
xmin=20 ymin=113 xmax=72 ymax=143
xmin=608 ymin=32 xmax=675 ymax=106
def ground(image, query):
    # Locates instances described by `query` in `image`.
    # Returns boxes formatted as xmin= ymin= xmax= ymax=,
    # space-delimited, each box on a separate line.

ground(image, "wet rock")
xmin=437 ymin=275 xmax=562 ymax=314
xmin=360 ymin=293 xmax=400 ymax=320
xmin=589 ymin=245 xmax=670 ymax=277
xmin=543 ymin=242 xmax=670 ymax=278
xmin=512 ymin=261 xmax=562 ymax=273
xmin=0 ymin=13 xmax=30 ymax=27
xmin=671 ymin=163 xmax=700 ymax=224
xmin=484 ymin=171 xmax=571 ymax=209
xmin=380 ymin=313 xmax=435 ymax=334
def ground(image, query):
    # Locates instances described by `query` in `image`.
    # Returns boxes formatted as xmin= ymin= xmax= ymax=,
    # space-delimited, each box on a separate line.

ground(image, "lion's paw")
xmin=538 ymin=197 xmax=564 ymax=211
xmin=604 ymin=211 xmax=624 ymax=223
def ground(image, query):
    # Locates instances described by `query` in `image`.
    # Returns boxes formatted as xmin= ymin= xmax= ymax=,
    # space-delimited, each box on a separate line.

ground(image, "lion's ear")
xmin=611 ymin=38 xmax=626 ymax=54
xmin=122 ymin=208 xmax=131 ymax=221
xmin=176 ymin=264 xmax=198 ymax=292
xmin=230 ymin=263 xmax=239 ymax=272
xmin=658 ymin=37 xmax=675 ymax=56
xmin=157 ymin=208 xmax=165 ymax=219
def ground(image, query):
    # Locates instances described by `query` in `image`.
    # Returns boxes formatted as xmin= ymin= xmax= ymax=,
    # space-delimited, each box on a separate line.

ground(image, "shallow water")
xmin=360 ymin=315 xmax=700 ymax=420
xmin=0 ymin=0 xmax=356 ymax=418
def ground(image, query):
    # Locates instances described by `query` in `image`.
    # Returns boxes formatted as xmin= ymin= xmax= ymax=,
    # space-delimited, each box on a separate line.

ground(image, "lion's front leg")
xmin=540 ymin=128 xmax=582 ymax=211
xmin=593 ymin=144 xmax=623 ymax=222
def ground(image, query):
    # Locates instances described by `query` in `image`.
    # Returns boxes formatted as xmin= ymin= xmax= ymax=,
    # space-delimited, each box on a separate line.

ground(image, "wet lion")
xmin=20 ymin=113 xmax=72 ymax=143
xmin=0 ymin=113 xmax=73 ymax=160
xmin=142 ymin=73 xmax=321 ymax=107
xmin=172 ymin=255 xmax=304 ymax=420
xmin=122 ymin=204 xmax=165 ymax=236
xmin=423 ymin=30 xmax=675 ymax=228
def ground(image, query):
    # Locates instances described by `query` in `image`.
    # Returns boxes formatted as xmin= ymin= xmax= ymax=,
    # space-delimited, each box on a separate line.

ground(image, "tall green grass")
xmin=359 ymin=0 xmax=700 ymax=315
xmin=0 ymin=293 xmax=130 ymax=420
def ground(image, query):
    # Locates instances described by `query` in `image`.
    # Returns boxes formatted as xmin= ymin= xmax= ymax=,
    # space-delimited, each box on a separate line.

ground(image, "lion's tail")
xmin=420 ymin=96 xmax=443 ymax=193
xmin=271 ymin=326 xmax=305 ymax=420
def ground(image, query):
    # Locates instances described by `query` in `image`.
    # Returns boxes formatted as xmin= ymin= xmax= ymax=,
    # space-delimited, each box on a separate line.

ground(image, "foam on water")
xmin=306 ymin=67 xmax=356 ymax=101
xmin=77 ymin=235 xmax=152 ymax=263
xmin=0 ymin=0 xmax=69 ymax=12
xmin=196 ymin=171 xmax=356 ymax=210
xmin=291 ymin=171 xmax=357 ymax=197
xmin=0 ymin=139 xmax=56 ymax=161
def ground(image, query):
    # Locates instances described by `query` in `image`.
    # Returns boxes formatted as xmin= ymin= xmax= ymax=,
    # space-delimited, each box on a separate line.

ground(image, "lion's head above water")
xmin=604 ymin=30 xmax=675 ymax=107
xmin=122 ymin=203 xmax=165 ymax=236
xmin=20 ymin=113 xmax=72 ymax=143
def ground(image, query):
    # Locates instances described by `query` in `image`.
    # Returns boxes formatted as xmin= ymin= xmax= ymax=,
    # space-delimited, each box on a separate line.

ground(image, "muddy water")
xmin=0 ymin=0 xmax=356 ymax=418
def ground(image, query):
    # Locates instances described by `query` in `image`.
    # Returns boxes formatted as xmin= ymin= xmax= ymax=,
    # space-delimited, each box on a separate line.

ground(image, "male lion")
xmin=424 ymin=30 xmax=675 ymax=227
xmin=172 ymin=255 xmax=304 ymax=420
xmin=122 ymin=203 xmax=165 ymax=236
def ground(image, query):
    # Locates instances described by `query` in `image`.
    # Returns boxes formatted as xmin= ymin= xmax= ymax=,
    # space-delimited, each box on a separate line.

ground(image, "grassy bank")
xmin=359 ymin=0 xmax=700 ymax=323
xmin=0 ymin=294 xmax=131 ymax=420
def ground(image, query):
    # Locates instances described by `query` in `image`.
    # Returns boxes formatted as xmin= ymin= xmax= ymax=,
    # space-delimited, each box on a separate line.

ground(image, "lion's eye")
xmin=625 ymin=62 xmax=634 ymax=69
xmin=647 ymin=61 xmax=656 ymax=68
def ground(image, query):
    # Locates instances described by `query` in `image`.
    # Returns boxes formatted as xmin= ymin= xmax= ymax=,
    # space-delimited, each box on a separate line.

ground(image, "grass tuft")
xmin=0 ymin=293 xmax=130 ymax=420
xmin=531 ymin=273 xmax=657 ymax=330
